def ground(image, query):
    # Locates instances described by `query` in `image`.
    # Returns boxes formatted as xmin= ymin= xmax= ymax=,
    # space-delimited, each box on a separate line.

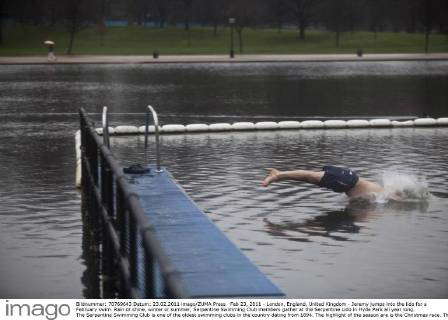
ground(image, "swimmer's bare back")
xmin=346 ymin=178 xmax=384 ymax=198
xmin=262 ymin=167 xmax=384 ymax=199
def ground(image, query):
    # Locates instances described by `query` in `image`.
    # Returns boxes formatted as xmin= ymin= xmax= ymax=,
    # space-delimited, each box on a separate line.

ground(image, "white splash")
xmin=377 ymin=171 xmax=431 ymax=203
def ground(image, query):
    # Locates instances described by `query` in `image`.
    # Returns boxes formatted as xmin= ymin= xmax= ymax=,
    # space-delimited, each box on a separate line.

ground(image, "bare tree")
xmin=285 ymin=0 xmax=318 ymax=40
xmin=66 ymin=0 xmax=81 ymax=54
xmin=364 ymin=0 xmax=388 ymax=39
xmin=97 ymin=0 xmax=110 ymax=46
xmin=200 ymin=0 xmax=226 ymax=36
xmin=270 ymin=0 xmax=288 ymax=33
xmin=30 ymin=0 xmax=44 ymax=26
xmin=181 ymin=0 xmax=193 ymax=30
xmin=65 ymin=0 xmax=92 ymax=54
xmin=421 ymin=0 xmax=437 ymax=53
xmin=4 ymin=0 xmax=448 ymax=52
xmin=128 ymin=0 xmax=151 ymax=26
xmin=45 ymin=0 xmax=61 ymax=27
xmin=387 ymin=0 xmax=404 ymax=32
xmin=0 ymin=0 xmax=5 ymax=45
xmin=405 ymin=0 xmax=420 ymax=33
xmin=228 ymin=0 xmax=260 ymax=53
xmin=345 ymin=0 xmax=362 ymax=33
xmin=151 ymin=0 xmax=171 ymax=28
xmin=126 ymin=0 xmax=137 ymax=25
xmin=442 ymin=0 xmax=448 ymax=37
xmin=320 ymin=0 xmax=351 ymax=48
xmin=432 ymin=0 xmax=448 ymax=35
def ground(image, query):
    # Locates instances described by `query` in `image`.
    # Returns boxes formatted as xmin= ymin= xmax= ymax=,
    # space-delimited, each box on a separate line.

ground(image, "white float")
xmin=96 ymin=127 xmax=115 ymax=135
xmin=209 ymin=123 xmax=233 ymax=131
xmin=138 ymin=125 xmax=156 ymax=134
xmin=324 ymin=120 xmax=347 ymax=128
xmin=186 ymin=124 xmax=209 ymax=132
xmin=114 ymin=125 xmax=139 ymax=134
xmin=91 ymin=117 xmax=448 ymax=140
xmin=414 ymin=118 xmax=437 ymax=126
xmin=278 ymin=121 xmax=301 ymax=129
xmin=162 ymin=124 xmax=186 ymax=133
xmin=437 ymin=118 xmax=448 ymax=126
xmin=392 ymin=120 xmax=414 ymax=127
xmin=75 ymin=130 xmax=82 ymax=188
xmin=347 ymin=119 xmax=370 ymax=128
xmin=232 ymin=122 xmax=256 ymax=130
xmin=301 ymin=120 xmax=324 ymax=129
xmin=255 ymin=122 xmax=279 ymax=130
xmin=369 ymin=119 xmax=392 ymax=127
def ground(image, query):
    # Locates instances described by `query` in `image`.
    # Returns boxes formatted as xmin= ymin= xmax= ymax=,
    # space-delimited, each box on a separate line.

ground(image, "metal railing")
xmin=102 ymin=105 xmax=162 ymax=172
xmin=145 ymin=105 xmax=163 ymax=172
xmin=102 ymin=106 xmax=110 ymax=149
xmin=80 ymin=107 xmax=187 ymax=298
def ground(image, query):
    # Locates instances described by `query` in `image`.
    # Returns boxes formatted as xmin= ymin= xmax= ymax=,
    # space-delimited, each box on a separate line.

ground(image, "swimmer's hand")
xmin=262 ymin=168 xmax=280 ymax=187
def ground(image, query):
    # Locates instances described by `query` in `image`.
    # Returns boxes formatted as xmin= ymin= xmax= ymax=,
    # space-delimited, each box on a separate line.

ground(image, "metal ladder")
xmin=102 ymin=105 xmax=163 ymax=173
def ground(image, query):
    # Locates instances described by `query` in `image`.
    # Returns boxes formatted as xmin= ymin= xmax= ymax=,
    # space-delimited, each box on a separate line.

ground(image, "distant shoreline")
xmin=1 ymin=53 xmax=448 ymax=65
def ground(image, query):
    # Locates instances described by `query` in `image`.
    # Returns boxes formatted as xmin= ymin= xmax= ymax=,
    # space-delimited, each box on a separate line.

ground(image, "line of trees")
xmin=1 ymin=0 xmax=448 ymax=53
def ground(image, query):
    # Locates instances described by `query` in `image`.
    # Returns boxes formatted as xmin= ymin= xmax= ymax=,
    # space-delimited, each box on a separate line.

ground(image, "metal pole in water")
xmin=144 ymin=110 xmax=149 ymax=165
xmin=146 ymin=105 xmax=162 ymax=172
xmin=102 ymin=106 xmax=110 ymax=149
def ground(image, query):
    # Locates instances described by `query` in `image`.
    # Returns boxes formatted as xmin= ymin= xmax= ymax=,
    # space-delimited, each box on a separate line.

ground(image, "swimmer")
xmin=262 ymin=166 xmax=391 ymax=200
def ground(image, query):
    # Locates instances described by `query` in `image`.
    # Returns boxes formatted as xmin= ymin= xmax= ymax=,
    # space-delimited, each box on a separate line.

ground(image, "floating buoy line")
xmin=91 ymin=117 xmax=447 ymax=135
xmin=74 ymin=117 xmax=447 ymax=188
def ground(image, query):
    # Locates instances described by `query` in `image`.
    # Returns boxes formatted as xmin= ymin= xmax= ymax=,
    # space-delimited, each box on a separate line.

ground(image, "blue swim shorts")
xmin=318 ymin=166 xmax=359 ymax=193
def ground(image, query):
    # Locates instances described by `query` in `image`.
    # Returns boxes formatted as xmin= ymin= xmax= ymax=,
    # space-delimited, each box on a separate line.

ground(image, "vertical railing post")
xmin=101 ymin=155 xmax=116 ymax=298
xmin=80 ymin=110 xmax=102 ymax=296
xmin=144 ymin=240 xmax=155 ymax=298
xmin=129 ymin=215 xmax=138 ymax=290
xmin=101 ymin=156 xmax=114 ymax=217
xmin=116 ymin=184 xmax=130 ymax=298
xmin=85 ymin=132 xmax=100 ymax=246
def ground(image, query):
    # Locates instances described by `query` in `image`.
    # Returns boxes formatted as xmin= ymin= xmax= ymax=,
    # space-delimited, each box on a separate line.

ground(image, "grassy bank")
xmin=1 ymin=26 xmax=447 ymax=56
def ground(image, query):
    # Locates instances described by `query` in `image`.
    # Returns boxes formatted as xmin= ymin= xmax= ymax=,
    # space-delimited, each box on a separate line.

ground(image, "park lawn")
xmin=1 ymin=25 xmax=447 ymax=56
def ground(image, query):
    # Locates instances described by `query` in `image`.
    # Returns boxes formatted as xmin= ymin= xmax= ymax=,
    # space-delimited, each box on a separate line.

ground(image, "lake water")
xmin=0 ymin=61 xmax=447 ymax=298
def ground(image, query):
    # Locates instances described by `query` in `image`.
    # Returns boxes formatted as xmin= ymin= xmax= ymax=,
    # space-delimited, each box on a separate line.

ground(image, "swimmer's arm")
xmin=262 ymin=168 xmax=323 ymax=187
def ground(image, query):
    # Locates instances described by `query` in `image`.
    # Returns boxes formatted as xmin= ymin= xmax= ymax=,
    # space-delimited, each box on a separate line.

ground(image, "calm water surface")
xmin=0 ymin=62 xmax=447 ymax=298
xmin=112 ymin=128 xmax=448 ymax=298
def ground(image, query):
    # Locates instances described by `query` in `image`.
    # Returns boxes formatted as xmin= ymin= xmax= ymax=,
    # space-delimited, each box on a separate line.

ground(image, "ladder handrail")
xmin=102 ymin=105 xmax=162 ymax=172
xmin=102 ymin=106 xmax=110 ymax=149
xmin=145 ymin=105 xmax=162 ymax=172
